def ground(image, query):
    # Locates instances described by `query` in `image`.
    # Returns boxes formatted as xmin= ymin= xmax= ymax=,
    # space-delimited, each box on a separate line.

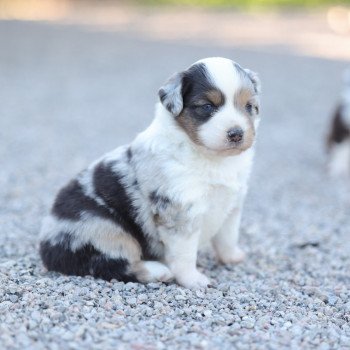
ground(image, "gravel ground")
xmin=1 ymin=18 xmax=350 ymax=350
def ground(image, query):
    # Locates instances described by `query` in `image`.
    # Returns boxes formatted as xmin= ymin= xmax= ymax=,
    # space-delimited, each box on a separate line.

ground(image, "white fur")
xmin=196 ymin=57 xmax=240 ymax=95
xmin=329 ymin=140 xmax=350 ymax=177
xmin=137 ymin=261 xmax=174 ymax=283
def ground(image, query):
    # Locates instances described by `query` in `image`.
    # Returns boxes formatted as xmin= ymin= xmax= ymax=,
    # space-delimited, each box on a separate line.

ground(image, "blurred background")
xmin=1 ymin=1 xmax=350 ymax=348
xmin=1 ymin=0 xmax=350 ymax=61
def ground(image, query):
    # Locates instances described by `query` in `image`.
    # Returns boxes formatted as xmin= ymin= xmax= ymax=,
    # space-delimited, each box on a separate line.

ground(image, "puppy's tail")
xmin=40 ymin=239 xmax=173 ymax=283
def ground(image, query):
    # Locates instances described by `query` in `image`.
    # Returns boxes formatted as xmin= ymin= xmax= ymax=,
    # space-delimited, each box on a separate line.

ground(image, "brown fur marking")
xmin=176 ymin=109 xmax=202 ymax=145
xmin=234 ymin=87 xmax=255 ymax=112
xmin=206 ymin=89 xmax=224 ymax=107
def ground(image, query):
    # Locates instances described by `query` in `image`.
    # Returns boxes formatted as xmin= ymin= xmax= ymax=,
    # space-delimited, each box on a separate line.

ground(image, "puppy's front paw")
xmin=218 ymin=246 xmax=246 ymax=264
xmin=176 ymin=270 xmax=210 ymax=289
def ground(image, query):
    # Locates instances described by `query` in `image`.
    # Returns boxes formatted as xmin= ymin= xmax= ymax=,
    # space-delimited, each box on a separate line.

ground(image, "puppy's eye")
xmin=200 ymin=104 xmax=215 ymax=113
xmin=245 ymin=102 xmax=259 ymax=115
xmin=245 ymin=102 xmax=253 ymax=114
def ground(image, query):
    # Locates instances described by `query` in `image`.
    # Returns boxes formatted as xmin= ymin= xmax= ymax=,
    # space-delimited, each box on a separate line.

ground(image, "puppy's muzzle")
xmin=227 ymin=127 xmax=244 ymax=143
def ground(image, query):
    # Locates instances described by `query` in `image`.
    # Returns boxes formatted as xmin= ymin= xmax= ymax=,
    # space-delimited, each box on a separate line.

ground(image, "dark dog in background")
xmin=327 ymin=69 xmax=350 ymax=177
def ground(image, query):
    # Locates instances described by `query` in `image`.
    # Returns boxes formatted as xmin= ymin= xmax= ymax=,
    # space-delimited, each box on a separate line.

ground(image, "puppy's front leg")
xmin=161 ymin=230 xmax=210 ymax=289
xmin=212 ymin=206 xmax=246 ymax=264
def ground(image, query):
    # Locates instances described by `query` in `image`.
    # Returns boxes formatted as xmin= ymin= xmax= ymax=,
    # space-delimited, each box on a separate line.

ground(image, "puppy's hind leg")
xmin=40 ymin=234 xmax=173 ymax=283
xmin=130 ymin=261 xmax=174 ymax=283
xmin=40 ymin=235 xmax=139 ymax=282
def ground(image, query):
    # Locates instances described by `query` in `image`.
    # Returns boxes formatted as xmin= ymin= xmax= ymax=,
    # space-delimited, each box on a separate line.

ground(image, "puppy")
xmin=327 ymin=69 xmax=350 ymax=177
xmin=40 ymin=57 xmax=261 ymax=289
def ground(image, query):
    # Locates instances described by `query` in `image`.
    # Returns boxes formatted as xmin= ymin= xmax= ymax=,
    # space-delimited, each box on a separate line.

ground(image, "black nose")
xmin=227 ymin=127 xmax=244 ymax=143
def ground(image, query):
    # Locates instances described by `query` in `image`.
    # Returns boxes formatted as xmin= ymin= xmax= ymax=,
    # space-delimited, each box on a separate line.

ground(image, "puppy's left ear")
xmin=245 ymin=69 xmax=261 ymax=94
xmin=158 ymin=72 xmax=184 ymax=117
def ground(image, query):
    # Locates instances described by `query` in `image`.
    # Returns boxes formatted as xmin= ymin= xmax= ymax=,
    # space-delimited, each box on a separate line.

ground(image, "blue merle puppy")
xmin=40 ymin=57 xmax=261 ymax=288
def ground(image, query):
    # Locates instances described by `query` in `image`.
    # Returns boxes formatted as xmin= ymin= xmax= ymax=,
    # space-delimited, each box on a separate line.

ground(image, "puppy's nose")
xmin=227 ymin=127 xmax=244 ymax=143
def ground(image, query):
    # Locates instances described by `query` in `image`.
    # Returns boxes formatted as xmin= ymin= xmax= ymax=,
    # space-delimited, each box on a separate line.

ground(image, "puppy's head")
xmin=159 ymin=57 xmax=261 ymax=155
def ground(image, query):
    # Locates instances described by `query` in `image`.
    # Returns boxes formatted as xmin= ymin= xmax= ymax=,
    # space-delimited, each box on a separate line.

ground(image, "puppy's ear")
xmin=244 ymin=69 xmax=261 ymax=94
xmin=158 ymin=72 xmax=184 ymax=117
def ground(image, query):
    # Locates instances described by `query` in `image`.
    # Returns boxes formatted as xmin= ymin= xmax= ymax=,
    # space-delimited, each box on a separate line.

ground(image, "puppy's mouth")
xmin=223 ymin=141 xmax=252 ymax=154
xmin=201 ymin=141 xmax=253 ymax=156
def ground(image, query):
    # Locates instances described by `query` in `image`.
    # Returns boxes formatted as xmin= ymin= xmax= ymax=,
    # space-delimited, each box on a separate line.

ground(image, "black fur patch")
xmin=52 ymin=179 xmax=111 ymax=221
xmin=181 ymin=63 xmax=222 ymax=123
xmin=93 ymin=162 xmax=156 ymax=260
xmin=175 ymin=63 xmax=225 ymax=144
xmin=328 ymin=105 xmax=350 ymax=146
xmin=40 ymin=232 xmax=137 ymax=282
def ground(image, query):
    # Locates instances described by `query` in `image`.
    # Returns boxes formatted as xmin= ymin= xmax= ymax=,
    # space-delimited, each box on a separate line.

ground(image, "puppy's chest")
xmin=197 ymin=183 xmax=239 ymax=245
xmin=177 ymin=160 xmax=248 ymax=233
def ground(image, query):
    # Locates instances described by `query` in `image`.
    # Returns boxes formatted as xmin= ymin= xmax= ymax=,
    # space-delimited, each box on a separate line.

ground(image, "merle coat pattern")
xmin=40 ymin=57 xmax=261 ymax=288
